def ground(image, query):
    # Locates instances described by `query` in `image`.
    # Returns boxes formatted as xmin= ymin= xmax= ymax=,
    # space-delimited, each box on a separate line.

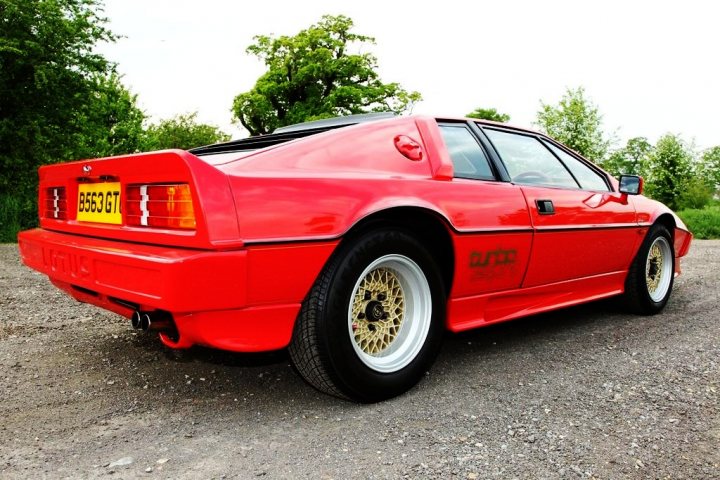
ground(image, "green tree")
xmin=535 ymin=87 xmax=610 ymax=162
xmin=232 ymin=15 xmax=422 ymax=136
xmin=0 ymin=0 xmax=145 ymax=240
xmin=644 ymin=134 xmax=693 ymax=209
xmin=70 ymin=73 xmax=146 ymax=158
xmin=1 ymin=0 xmax=116 ymax=191
xmin=677 ymin=177 xmax=714 ymax=210
xmin=143 ymin=113 xmax=230 ymax=151
xmin=699 ymin=146 xmax=720 ymax=191
xmin=602 ymin=137 xmax=652 ymax=177
xmin=466 ymin=107 xmax=510 ymax=123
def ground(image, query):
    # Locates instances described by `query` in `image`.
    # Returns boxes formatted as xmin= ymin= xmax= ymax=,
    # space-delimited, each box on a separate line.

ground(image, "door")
xmin=482 ymin=127 xmax=639 ymax=287
xmin=434 ymin=122 xmax=533 ymax=298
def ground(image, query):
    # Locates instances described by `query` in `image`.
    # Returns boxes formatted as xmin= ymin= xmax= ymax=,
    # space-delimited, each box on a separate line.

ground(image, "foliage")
xmin=1 ymin=0 xmax=116 ymax=192
xmin=0 ymin=193 xmax=34 ymax=242
xmin=143 ymin=113 xmax=231 ymax=151
xmin=677 ymin=205 xmax=720 ymax=239
xmin=535 ymin=87 xmax=610 ymax=162
xmin=466 ymin=107 xmax=510 ymax=123
xmin=698 ymin=146 xmax=720 ymax=191
xmin=602 ymin=137 xmax=652 ymax=177
xmin=232 ymin=15 xmax=422 ymax=136
xmin=676 ymin=177 xmax=714 ymax=210
xmin=643 ymin=134 xmax=693 ymax=210
xmin=0 ymin=0 xmax=150 ymax=237
xmin=70 ymin=73 xmax=147 ymax=159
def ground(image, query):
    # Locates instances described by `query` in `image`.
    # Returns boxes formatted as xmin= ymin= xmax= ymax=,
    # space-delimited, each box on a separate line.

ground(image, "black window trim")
xmin=478 ymin=124 xmax=612 ymax=192
xmin=538 ymin=137 xmax=612 ymax=192
xmin=436 ymin=120 xmax=503 ymax=182
xmin=467 ymin=121 xmax=512 ymax=182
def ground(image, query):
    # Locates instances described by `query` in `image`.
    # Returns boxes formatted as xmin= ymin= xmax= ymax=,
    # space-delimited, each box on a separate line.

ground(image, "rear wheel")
xmin=623 ymin=224 xmax=675 ymax=314
xmin=288 ymin=229 xmax=446 ymax=402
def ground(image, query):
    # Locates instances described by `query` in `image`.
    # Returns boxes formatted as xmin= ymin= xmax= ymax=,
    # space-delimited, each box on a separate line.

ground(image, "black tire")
xmin=623 ymin=223 xmax=675 ymax=315
xmin=288 ymin=229 xmax=446 ymax=402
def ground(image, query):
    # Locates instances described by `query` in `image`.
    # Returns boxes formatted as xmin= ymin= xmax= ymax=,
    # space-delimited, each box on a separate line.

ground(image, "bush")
xmin=677 ymin=177 xmax=715 ymax=210
xmin=0 ymin=193 xmax=37 ymax=242
xmin=677 ymin=205 xmax=720 ymax=239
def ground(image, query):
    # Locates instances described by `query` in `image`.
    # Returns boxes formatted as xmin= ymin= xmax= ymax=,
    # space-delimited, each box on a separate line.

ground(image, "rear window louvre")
xmin=189 ymin=112 xmax=395 ymax=156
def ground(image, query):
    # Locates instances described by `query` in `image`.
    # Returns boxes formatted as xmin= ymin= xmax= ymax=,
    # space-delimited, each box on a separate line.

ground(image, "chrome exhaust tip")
xmin=131 ymin=310 xmax=177 ymax=338
xmin=131 ymin=311 xmax=142 ymax=330
xmin=139 ymin=312 xmax=152 ymax=332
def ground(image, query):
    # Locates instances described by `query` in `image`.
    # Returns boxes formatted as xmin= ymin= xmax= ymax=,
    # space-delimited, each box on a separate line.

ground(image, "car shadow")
xmin=78 ymin=297 xmax=631 ymax=413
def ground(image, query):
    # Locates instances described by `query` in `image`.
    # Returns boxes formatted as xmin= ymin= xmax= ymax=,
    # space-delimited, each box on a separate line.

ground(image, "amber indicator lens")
xmin=125 ymin=183 xmax=196 ymax=230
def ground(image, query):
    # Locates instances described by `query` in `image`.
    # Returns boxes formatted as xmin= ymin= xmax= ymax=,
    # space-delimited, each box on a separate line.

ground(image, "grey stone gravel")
xmin=0 ymin=241 xmax=718 ymax=479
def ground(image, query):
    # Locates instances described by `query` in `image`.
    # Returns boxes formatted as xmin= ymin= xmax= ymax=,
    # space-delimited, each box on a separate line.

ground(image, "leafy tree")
xmin=0 ymin=0 xmax=145 ymax=240
xmin=602 ymin=137 xmax=652 ymax=177
xmin=644 ymin=134 xmax=693 ymax=209
xmin=677 ymin=177 xmax=714 ymax=210
xmin=675 ymin=145 xmax=720 ymax=210
xmin=232 ymin=15 xmax=422 ymax=136
xmin=466 ymin=107 xmax=510 ymax=123
xmin=1 ymin=0 xmax=116 ymax=192
xmin=143 ymin=113 xmax=230 ymax=151
xmin=535 ymin=87 xmax=610 ymax=162
xmin=70 ymin=73 xmax=147 ymax=159
xmin=699 ymin=146 xmax=720 ymax=191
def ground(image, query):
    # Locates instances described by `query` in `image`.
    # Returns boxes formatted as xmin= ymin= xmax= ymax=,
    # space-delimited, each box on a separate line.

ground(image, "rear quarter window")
xmin=438 ymin=125 xmax=494 ymax=181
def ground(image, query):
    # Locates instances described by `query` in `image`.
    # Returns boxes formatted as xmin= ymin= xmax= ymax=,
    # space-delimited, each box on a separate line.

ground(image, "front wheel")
xmin=288 ymin=229 xmax=446 ymax=402
xmin=623 ymin=224 xmax=675 ymax=314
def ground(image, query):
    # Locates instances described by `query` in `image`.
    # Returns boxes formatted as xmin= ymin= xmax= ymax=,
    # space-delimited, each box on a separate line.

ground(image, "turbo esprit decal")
xmin=469 ymin=247 xmax=519 ymax=281
xmin=470 ymin=248 xmax=517 ymax=268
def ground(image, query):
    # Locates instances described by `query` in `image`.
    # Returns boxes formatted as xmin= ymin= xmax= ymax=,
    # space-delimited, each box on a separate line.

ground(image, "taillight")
xmin=125 ymin=184 xmax=196 ymax=230
xmin=44 ymin=187 xmax=67 ymax=220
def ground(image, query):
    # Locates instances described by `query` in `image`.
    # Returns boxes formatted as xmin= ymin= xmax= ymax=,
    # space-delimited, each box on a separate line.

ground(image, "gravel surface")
xmin=1 ymin=241 xmax=718 ymax=479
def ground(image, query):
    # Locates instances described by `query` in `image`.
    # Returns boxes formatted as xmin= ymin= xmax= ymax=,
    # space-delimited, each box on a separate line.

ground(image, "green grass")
xmin=677 ymin=205 xmax=720 ymax=239
xmin=0 ymin=193 xmax=36 ymax=242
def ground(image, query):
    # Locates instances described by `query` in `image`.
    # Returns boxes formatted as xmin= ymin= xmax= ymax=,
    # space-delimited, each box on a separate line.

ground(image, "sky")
xmin=97 ymin=0 xmax=720 ymax=150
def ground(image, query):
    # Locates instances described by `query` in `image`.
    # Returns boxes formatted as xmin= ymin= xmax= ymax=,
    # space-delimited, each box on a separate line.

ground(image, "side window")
xmin=439 ymin=125 xmax=494 ymax=180
xmin=542 ymin=141 xmax=610 ymax=191
xmin=484 ymin=129 xmax=578 ymax=188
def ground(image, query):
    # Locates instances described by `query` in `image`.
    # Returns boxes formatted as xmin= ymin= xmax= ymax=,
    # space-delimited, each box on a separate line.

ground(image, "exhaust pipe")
xmin=131 ymin=310 xmax=176 ymax=334
xmin=131 ymin=311 xmax=142 ymax=330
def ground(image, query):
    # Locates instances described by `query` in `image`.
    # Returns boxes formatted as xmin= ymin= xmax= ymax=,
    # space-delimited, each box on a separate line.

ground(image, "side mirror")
xmin=619 ymin=175 xmax=643 ymax=195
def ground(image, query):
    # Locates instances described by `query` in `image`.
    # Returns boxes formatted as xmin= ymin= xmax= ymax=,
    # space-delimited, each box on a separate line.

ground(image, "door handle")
xmin=536 ymin=199 xmax=555 ymax=215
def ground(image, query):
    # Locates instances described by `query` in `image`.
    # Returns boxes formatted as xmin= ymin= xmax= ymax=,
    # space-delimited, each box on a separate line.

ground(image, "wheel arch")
xmin=338 ymin=206 xmax=456 ymax=295
xmin=653 ymin=212 xmax=676 ymax=238
xmin=652 ymin=211 xmax=693 ymax=258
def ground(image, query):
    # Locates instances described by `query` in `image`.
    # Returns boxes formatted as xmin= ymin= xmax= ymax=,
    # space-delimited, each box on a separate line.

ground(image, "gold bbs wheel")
xmin=645 ymin=235 xmax=672 ymax=302
xmin=347 ymin=254 xmax=432 ymax=373
xmin=623 ymin=224 xmax=675 ymax=315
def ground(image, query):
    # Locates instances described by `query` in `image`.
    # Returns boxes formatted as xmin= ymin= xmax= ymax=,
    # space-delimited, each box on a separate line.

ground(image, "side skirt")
xmin=446 ymin=271 xmax=626 ymax=332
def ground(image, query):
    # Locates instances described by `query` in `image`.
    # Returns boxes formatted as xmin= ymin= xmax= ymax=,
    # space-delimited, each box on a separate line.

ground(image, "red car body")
xmin=18 ymin=115 xmax=692 ymax=399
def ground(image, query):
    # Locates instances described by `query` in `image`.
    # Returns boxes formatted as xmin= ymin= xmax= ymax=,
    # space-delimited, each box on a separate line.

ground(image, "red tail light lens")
xmin=44 ymin=187 xmax=67 ymax=220
xmin=126 ymin=184 xmax=196 ymax=230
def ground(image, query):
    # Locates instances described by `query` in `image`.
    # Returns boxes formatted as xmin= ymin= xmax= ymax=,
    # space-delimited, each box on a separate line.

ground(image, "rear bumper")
xmin=18 ymin=229 xmax=336 ymax=351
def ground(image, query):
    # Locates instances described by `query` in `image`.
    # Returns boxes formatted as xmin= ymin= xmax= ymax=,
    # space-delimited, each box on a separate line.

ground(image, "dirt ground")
xmin=1 ymin=241 xmax=718 ymax=479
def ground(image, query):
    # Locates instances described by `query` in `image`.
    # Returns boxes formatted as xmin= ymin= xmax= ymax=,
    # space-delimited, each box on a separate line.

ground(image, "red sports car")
xmin=18 ymin=114 xmax=692 ymax=402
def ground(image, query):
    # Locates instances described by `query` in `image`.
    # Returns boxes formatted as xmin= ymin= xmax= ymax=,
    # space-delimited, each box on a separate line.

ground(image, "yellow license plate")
xmin=77 ymin=182 xmax=122 ymax=224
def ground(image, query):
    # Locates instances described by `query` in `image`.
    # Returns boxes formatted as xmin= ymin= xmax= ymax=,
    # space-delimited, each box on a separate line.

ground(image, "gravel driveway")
xmin=1 ymin=241 xmax=718 ymax=479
